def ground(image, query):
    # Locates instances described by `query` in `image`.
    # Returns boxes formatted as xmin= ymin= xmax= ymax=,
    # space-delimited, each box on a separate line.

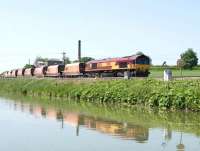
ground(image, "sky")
xmin=0 ymin=0 xmax=200 ymax=72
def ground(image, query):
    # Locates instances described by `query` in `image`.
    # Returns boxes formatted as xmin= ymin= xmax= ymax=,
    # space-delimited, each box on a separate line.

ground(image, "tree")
xmin=73 ymin=57 xmax=95 ymax=63
xmin=34 ymin=56 xmax=48 ymax=66
xmin=177 ymin=59 xmax=185 ymax=79
xmin=24 ymin=64 xmax=33 ymax=68
xmin=64 ymin=57 xmax=71 ymax=64
xmin=180 ymin=48 xmax=198 ymax=69
xmin=177 ymin=59 xmax=185 ymax=68
xmin=80 ymin=57 xmax=94 ymax=63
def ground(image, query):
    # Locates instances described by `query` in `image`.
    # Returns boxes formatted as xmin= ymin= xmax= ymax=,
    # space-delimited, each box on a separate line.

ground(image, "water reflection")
xmin=11 ymin=100 xmax=149 ymax=143
xmin=176 ymin=132 xmax=185 ymax=151
xmin=2 ymin=97 xmax=200 ymax=151
xmin=161 ymin=127 xmax=172 ymax=149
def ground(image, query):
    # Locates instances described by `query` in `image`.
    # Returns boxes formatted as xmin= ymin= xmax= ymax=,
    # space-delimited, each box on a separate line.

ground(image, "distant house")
xmin=34 ymin=59 xmax=63 ymax=67
xmin=35 ymin=61 xmax=47 ymax=67
xmin=47 ymin=59 xmax=63 ymax=66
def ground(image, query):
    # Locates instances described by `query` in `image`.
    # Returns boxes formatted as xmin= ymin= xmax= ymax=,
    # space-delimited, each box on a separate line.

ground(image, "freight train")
xmin=1 ymin=54 xmax=151 ymax=78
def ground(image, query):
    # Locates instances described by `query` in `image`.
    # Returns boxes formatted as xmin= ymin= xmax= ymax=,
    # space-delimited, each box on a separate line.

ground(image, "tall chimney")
xmin=78 ymin=40 xmax=81 ymax=62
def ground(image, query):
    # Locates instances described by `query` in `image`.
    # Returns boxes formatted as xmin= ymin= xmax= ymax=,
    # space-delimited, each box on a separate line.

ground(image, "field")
xmin=149 ymin=67 xmax=200 ymax=78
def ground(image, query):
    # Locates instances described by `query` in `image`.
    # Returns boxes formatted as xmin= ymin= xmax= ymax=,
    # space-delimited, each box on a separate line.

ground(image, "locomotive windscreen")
xmin=136 ymin=56 xmax=150 ymax=65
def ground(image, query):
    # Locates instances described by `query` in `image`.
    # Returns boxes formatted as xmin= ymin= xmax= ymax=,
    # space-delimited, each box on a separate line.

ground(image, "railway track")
xmin=1 ymin=76 xmax=200 ymax=81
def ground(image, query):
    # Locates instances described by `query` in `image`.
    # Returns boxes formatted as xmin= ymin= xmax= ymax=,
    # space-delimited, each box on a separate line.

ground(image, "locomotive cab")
xmin=135 ymin=55 xmax=150 ymax=65
xmin=135 ymin=55 xmax=151 ymax=76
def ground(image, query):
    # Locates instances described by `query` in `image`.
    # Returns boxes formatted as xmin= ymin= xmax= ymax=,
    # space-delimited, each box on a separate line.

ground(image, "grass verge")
xmin=0 ymin=78 xmax=200 ymax=111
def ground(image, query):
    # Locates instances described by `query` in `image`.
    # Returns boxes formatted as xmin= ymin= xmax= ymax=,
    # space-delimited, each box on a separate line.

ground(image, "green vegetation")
xmin=0 ymin=78 xmax=200 ymax=111
xmin=150 ymin=66 xmax=200 ymax=78
xmin=73 ymin=57 xmax=95 ymax=63
xmin=180 ymin=48 xmax=198 ymax=69
xmin=150 ymin=68 xmax=200 ymax=78
xmin=150 ymin=47 xmax=200 ymax=77
xmin=24 ymin=64 xmax=33 ymax=68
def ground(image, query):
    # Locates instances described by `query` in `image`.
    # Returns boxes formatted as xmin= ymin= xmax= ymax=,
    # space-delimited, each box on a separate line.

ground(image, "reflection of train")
xmin=13 ymin=101 xmax=149 ymax=142
xmin=82 ymin=116 xmax=149 ymax=142
xmin=1 ymin=54 xmax=150 ymax=78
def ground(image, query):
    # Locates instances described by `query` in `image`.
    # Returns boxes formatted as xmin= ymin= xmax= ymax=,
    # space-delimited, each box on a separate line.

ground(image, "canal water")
xmin=0 ymin=96 xmax=200 ymax=151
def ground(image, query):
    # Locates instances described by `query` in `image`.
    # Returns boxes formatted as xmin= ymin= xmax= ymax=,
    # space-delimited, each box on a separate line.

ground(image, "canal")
xmin=0 ymin=96 xmax=200 ymax=151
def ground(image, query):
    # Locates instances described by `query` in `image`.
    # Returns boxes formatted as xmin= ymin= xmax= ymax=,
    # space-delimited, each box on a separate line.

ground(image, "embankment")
xmin=0 ymin=78 xmax=200 ymax=111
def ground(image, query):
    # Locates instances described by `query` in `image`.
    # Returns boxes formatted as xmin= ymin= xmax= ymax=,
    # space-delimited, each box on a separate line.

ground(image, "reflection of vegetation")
xmin=2 ymin=94 xmax=200 ymax=138
xmin=1 ymin=79 xmax=200 ymax=111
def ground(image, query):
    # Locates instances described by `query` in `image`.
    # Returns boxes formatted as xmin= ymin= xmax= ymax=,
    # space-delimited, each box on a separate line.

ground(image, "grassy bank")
xmin=150 ymin=69 xmax=200 ymax=78
xmin=150 ymin=66 xmax=200 ymax=78
xmin=0 ymin=78 xmax=200 ymax=111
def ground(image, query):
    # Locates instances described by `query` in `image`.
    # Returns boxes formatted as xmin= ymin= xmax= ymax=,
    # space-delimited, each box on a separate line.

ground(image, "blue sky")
xmin=0 ymin=0 xmax=200 ymax=72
